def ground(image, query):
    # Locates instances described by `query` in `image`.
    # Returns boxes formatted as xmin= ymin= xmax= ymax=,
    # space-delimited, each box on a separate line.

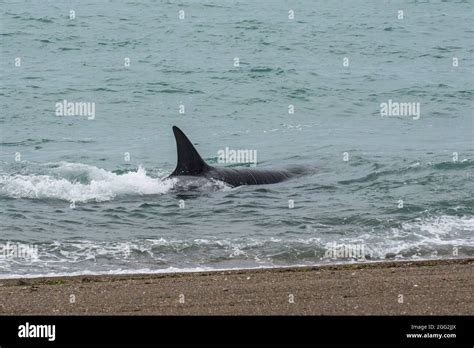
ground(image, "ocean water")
xmin=0 ymin=0 xmax=473 ymax=278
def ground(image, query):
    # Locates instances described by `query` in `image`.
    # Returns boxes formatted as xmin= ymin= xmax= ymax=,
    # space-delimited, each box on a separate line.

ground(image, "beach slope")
xmin=0 ymin=258 xmax=472 ymax=315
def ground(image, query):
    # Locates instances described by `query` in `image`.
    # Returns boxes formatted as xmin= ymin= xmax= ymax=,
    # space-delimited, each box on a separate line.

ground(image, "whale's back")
xmin=170 ymin=126 xmax=293 ymax=187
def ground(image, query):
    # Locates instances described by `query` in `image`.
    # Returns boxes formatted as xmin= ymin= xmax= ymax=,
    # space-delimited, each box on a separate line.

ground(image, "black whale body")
xmin=169 ymin=126 xmax=293 ymax=187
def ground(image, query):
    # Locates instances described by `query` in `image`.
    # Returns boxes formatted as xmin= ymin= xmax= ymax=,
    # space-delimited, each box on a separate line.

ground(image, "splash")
xmin=0 ymin=162 xmax=176 ymax=202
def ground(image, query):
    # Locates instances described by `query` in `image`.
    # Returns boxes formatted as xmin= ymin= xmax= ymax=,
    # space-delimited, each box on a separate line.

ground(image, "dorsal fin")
xmin=170 ymin=126 xmax=208 ymax=176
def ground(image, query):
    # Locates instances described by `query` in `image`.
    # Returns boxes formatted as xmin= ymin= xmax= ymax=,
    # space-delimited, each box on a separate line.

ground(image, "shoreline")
xmin=1 ymin=256 xmax=469 ymax=281
xmin=1 ymin=258 xmax=472 ymax=315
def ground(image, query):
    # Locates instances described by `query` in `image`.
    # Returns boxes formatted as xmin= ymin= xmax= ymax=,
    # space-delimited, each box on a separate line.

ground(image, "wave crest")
xmin=0 ymin=162 xmax=175 ymax=202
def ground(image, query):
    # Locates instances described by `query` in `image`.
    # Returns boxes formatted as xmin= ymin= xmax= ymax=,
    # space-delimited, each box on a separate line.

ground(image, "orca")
xmin=169 ymin=126 xmax=293 ymax=187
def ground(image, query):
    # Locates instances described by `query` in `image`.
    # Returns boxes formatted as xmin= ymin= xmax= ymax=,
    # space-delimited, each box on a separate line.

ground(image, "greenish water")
xmin=0 ymin=0 xmax=472 ymax=277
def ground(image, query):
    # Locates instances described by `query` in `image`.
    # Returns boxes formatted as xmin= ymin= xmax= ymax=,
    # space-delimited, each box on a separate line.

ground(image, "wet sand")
xmin=0 ymin=258 xmax=472 ymax=315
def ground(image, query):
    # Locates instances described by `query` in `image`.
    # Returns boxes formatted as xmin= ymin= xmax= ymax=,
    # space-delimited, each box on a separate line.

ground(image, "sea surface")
xmin=0 ymin=0 xmax=473 ymax=278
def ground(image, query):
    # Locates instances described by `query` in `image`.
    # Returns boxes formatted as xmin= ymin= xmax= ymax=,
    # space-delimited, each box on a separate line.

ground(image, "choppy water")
xmin=0 ymin=1 xmax=473 ymax=277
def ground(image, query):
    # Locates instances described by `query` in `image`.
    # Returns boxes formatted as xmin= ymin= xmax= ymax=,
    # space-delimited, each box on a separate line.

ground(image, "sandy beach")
xmin=0 ymin=258 xmax=472 ymax=315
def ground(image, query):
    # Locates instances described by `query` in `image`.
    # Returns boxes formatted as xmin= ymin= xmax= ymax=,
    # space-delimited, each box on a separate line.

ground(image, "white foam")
xmin=0 ymin=163 xmax=176 ymax=202
xmin=413 ymin=215 xmax=474 ymax=236
xmin=364 ymin=215 xmax=474 ymax=258
xmin=0 ymin=226 xmax=472 ymax=279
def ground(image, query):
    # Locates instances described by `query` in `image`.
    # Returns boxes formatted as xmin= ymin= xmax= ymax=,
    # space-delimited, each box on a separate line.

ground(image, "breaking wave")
xmin=0 ymin=162 xmax=176 ymax=202
xmin=1 ymin=215 xmax=472 ymax=278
